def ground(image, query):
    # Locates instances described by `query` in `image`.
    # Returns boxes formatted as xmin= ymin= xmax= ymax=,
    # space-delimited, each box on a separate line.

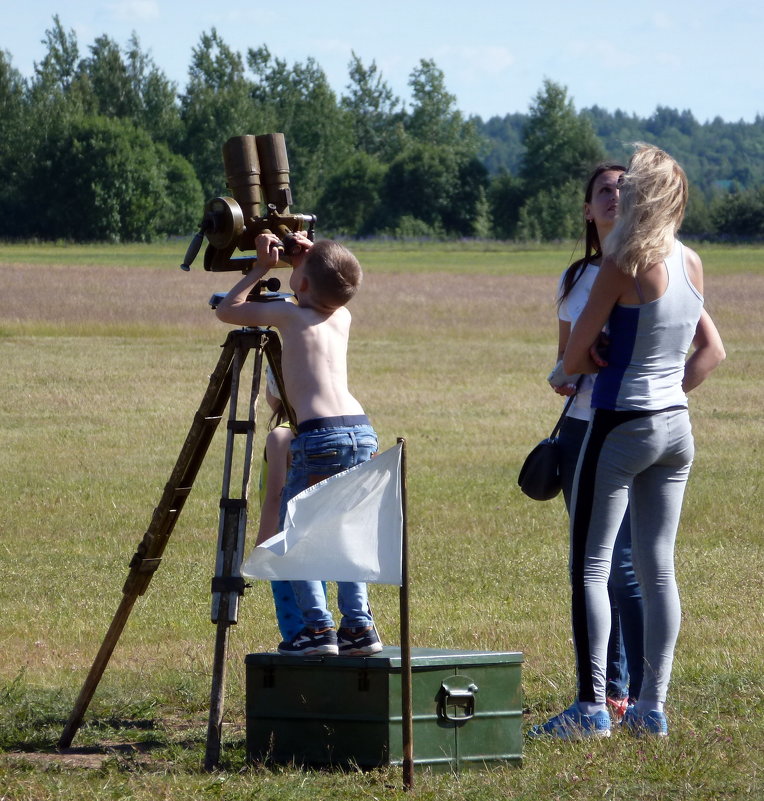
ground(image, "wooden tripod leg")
xmin=205 ymin=612 xmax=233 ymax=771
xmin=59 ymin=593 xmax=137 ymax=748
xmin=58 ymin=332 xmax=241 ymax=749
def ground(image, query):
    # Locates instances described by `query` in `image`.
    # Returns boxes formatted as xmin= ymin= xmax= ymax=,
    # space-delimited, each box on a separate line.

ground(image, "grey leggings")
xmin=570 ymin=407 xmax=694 ymax=707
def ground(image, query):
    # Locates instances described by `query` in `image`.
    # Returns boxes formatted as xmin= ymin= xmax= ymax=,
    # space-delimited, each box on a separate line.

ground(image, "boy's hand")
xmin=255 ymin=233 xmax=282 ymax=268
xmin=287 ymin=231 xmax=314 ymax=268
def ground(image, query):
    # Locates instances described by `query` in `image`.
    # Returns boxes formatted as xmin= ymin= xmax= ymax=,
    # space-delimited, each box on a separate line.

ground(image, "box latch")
xmin=438 ymin=675 xmax=479 ymax=722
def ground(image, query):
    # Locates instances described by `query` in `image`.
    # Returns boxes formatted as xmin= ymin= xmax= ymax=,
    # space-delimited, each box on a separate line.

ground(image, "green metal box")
xmin=245 ymin=646 xmax=523 ymax=771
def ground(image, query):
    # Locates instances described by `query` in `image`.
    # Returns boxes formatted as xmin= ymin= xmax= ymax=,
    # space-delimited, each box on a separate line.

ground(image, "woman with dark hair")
xmin=548 ymin=162 xmax=644 ymax=721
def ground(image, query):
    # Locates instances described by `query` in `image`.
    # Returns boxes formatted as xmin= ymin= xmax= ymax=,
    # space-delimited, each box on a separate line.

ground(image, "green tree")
xmin=27 ymin=15 xmax=90 ymax=128
xmin=379 ymin=142 xmax=453 ymax=233
xmin=247 ymin=46 xmax=352 ymax=211
xmin=379 ymin=141 xmax=488 ymax=236
xmin=681 ymin=182 xmax=714 ymax=237
xmin=180 ymin=29 xmax=261 ymax=199
xmin=406 ymin=59 xmax=475 ymax=149
xmin=0 ymin=51 xmax=31 ymax=237
xmin=31 ymin=15 xmax=79 ymax=96
xmin=368 ymin=60 xmax=488 ymax=237
xmin=317 ymin=151 xmax=386 ymax=236
xmin=487 ymin=170 xmax=524 ymax=239
xmin=78 ymin=34 xmax=139 ymax=118
xmin=516 ymin=180 xmax=582 ymax=241
xmin=29 ymin=116 xmax=201 ymax=241
xmin=712 ymin=186 xmax=764 ymax=238
xmin=74 ymin=32 xmax=181 ymax=142
xmin=521 ymin=79 xmax=604 ymax=197
xmin=518 ymin=79 xmax=604 ymax=239
xmin=341 ymin=53 xmax=404 ymax=160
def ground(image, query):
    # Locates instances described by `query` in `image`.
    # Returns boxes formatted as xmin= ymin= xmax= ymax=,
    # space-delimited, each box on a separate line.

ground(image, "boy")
xmin=215 ymin=231 xmax=381 ymax=657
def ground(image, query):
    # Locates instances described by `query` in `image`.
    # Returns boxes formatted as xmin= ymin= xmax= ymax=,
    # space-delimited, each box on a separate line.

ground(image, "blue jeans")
xmin=270 ymin=580 xmax=326 ymax=642
xmin=559 ymin=416 xmax=644 ymax=701
xmin=279 ymin=417 xmax=378 ymax=632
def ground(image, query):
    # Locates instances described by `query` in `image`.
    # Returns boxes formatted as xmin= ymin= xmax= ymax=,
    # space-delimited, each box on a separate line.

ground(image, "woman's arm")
xmin=563 ymin=258 xmax=627 ymax=375
xmin=548 ymin=319 xmax=579 ymax=396
xmin=683 ymin=308 xmax=725 ymax=393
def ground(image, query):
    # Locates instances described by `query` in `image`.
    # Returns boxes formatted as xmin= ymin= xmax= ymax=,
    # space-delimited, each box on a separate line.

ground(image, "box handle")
xmin=438 ymin=676 xmax=479 ymax=722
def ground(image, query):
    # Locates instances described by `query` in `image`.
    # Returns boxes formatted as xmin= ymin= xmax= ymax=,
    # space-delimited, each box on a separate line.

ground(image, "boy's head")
xmin=299 ymin=240 xmax=362 ymax=310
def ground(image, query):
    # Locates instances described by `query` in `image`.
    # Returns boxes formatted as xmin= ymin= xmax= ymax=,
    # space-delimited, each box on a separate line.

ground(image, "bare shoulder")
xmin=682 ymin=244 xmax=704 ymax=294
xmin=597 ymin=255 xmax=632 ymax=293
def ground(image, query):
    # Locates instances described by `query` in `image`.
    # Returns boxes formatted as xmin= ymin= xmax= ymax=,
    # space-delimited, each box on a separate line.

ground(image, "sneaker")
xmin=607 ymin=695 xmax=629 ymax=721
xmin=337 ymin=626 xmax=383 ymax=656
xmin=621 ymin=706 xmax=669 ymax=737
xmin=277 ymin=627 xmax=338 ymax=656
xmin=528 ymin=702 xmax=611 ymax=740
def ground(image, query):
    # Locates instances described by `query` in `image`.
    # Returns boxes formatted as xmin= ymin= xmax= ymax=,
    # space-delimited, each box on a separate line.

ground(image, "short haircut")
xmin=303 ymin=239 xmax=363 ymax=308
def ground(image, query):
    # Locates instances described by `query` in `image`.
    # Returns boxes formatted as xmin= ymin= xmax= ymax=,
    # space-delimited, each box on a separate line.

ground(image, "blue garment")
xmin=592 ymin=241 xmax=703 ymax=411
xmin=559 ymin=416 xmax=644 ymax=701
xmin=279 ymin=418 xmax=378 ymax=631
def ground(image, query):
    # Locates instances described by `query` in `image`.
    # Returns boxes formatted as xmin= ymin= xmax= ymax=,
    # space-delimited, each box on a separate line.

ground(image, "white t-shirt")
xmin=557 ymin=263 xmax=598 ymax=421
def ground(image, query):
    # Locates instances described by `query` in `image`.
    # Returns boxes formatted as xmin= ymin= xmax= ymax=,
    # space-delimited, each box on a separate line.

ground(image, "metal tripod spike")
xmin=58 ymin=327 xmax=294 ymax=771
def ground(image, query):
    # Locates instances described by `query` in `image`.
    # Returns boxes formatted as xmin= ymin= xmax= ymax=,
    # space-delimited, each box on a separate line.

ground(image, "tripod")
xmin=59 ymin=326 xmax=294 ymax=770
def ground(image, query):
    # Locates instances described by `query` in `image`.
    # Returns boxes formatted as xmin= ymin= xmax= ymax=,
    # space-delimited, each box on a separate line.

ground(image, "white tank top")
xmin=592 ymin=240 xmax=703 ymax=412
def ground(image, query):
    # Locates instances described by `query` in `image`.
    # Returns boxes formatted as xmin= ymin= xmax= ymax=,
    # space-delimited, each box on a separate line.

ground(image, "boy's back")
xmin=214 ymin=232 xmax=364 ymax=423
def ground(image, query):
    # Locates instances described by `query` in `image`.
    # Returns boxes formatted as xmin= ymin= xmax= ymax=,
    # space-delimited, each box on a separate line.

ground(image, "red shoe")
xmin=607 ymin=696 xmax=629 ymax=721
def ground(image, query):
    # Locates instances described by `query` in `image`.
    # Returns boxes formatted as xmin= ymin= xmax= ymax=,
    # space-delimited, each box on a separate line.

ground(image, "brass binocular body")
xmin=181 ymin=133 xmax=316 ymax=273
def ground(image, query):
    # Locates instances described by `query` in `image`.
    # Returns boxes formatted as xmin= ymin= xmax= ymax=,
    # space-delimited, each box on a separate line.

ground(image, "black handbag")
xmin=517 ymin=393 xmax=576 ymax=501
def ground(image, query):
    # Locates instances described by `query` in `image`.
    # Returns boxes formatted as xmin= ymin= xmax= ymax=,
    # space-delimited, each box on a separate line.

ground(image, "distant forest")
xmin=2 ymin=16 xmax=764 ymax=243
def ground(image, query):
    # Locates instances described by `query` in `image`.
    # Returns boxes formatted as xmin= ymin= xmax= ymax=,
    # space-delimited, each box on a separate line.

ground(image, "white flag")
xmin=241 ymin=443 xmax=403 ymax=585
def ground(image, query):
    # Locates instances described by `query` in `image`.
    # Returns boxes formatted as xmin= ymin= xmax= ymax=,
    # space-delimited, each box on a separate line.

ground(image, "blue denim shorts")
xmin=279 ymin=418 xmax=378 ymax=517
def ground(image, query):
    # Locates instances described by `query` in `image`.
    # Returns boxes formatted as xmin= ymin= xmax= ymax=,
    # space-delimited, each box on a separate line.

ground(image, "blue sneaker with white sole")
xmin=528 ymin=702 xmax=611 ymax=739
xmin=622 ymin=706 xmax=669 ymax=737
xmin=277 ymin=627 xmax=338 ymax=656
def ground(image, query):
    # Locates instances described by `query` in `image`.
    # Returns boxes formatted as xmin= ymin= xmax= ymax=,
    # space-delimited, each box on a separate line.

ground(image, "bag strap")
xmin=548 ymin=375 xmax=584 ymax=439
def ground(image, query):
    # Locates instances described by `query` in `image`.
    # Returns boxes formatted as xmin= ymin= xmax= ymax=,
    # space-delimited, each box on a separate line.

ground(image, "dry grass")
xmin=1 ymin=248 xmax=763 ymax=799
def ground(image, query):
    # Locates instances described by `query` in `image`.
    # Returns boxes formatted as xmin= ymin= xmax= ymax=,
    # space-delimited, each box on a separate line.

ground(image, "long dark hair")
xmin=557 ymin=161 xmax=626 ymax=307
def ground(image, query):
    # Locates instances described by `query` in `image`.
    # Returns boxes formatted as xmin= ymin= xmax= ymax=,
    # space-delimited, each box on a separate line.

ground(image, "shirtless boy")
xmin=215 ymin=231 xmax=381 ymax=657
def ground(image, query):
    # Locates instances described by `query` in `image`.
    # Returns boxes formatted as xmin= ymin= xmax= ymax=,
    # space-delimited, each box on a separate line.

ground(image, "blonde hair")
xmin=605 ymin=144 xmax=688 ymax=276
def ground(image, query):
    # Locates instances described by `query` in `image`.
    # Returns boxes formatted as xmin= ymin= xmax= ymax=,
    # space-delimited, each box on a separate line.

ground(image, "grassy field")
xmin=1 ymin=240 xmax=762 ymax=799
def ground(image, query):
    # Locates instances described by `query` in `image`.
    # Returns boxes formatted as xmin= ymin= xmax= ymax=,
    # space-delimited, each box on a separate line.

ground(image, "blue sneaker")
xmin=528 ymin=702 xmax=611 ymax=739
xmin=277 ymin=627 xmax=338 ymax=656
xmin=622 ymin=706 xmax=669 ymax=737
xmin=337 ymin=625 xmax=383 ymax=656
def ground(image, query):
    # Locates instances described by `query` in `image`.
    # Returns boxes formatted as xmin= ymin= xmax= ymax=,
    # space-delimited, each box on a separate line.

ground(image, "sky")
xmin=3 ymin=0 xmax=763 ymax=124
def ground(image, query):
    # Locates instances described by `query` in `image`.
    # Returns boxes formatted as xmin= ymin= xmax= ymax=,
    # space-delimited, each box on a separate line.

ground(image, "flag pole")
xmin=398 ymin=437 xmax=414 ymax=791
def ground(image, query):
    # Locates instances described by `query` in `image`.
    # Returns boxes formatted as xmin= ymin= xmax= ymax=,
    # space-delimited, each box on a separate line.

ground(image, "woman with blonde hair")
xmin=532 ymin=144 xmax=725 ymax=739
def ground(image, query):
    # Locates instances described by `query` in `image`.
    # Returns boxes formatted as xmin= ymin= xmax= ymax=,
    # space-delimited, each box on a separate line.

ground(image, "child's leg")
xmin=337 ymin=582 xmax=374 ymax=630
xmin=290 ymin=581 xmax=336 ymax=630
xmin=271 ymin=580 xmax=327 ymax=640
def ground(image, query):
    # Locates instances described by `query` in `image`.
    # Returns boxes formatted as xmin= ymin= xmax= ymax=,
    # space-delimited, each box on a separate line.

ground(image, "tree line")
xmin=2 ymin=16 xmax=764 ymax=243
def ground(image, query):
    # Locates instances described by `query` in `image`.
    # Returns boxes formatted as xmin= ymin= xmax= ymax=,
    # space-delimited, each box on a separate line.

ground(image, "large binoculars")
xmin=181 ymin=133 xmax=316 ymax=272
